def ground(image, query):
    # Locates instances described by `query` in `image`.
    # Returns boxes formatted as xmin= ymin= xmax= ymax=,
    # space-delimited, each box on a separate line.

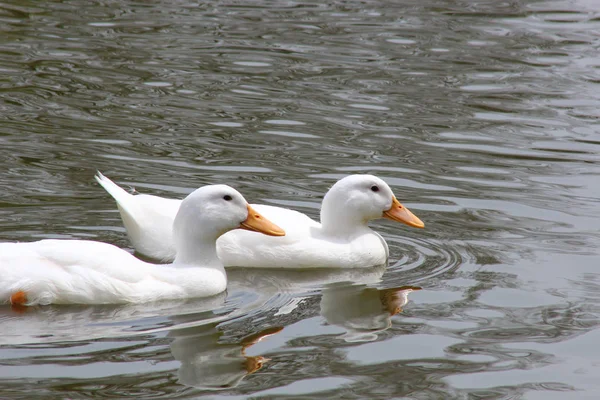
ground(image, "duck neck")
xmin=320 ymin=200 xmax=369 ymax=237
xmin=173 ymin=232 xmax=224 ymax=269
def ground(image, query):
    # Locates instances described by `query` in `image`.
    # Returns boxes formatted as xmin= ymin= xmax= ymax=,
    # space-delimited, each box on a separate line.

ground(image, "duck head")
xmin=320 ymin=175 xmax=424 ymax=233
xmin=173 ymin=185 xmax=285 ymax=265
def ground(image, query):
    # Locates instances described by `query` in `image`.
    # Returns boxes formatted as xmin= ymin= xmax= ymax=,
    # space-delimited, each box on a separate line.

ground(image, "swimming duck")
xmin=96 ymin=172 xmax=424 ymax=268
xmin=1 ymin=185 xmax=285 ymax=306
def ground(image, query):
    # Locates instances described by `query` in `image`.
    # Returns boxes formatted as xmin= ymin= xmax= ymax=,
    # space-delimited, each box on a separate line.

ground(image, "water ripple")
xmin=2 ymin=0 xmax=600 ymax=397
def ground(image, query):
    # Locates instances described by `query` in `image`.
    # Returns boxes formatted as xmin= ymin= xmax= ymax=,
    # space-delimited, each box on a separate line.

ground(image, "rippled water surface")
xmin=1 ymin=0 xmax=600 ymax=398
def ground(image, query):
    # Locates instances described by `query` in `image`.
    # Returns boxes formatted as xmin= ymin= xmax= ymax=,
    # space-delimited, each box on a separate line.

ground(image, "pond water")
xmin=1 ymin=0 xmax=600 ymax=398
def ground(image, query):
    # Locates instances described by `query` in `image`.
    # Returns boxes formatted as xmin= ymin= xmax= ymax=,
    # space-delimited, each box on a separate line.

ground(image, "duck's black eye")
xmin=371 ymin=185 xmax=379 ymax=192
xmin=223 ymin=195 xmax=233 ymax=201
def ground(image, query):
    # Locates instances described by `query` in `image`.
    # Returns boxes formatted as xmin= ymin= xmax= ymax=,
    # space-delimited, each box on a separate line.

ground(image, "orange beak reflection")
xmin=382 ymin=197 xmax=424 ymax=228
xmin=240 ymin=205 xmax=286 ymax=236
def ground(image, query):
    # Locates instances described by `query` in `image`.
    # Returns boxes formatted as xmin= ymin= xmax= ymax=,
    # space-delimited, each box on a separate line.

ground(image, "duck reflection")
xmin=0 ymin=294 xmax=281 ymax=390
xmin=226 ymin=264 xmax=387 ymax=311
xmin=168 ymin=323 xmax=282 ymax=390
xmin=0 ymin=293 xmax=227 ymax=345
xmin=227 ymin=265 xmax=420 ymax=343
xmin=321 ymin=284 xmax=421 ymax=342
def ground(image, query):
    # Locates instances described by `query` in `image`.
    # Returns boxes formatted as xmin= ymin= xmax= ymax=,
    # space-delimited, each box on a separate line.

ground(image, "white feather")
xmin=0 ymin=184 xmax=268 ymax=305
xmin=96 ymin=173 xmax=422 ymax=268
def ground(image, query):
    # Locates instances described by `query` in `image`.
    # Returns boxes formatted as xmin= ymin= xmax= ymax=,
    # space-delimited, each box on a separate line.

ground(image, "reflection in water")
xmin=230 ymin=266 xmax=420 ymax=343
xmin=0 ymin=296 xmax=281 ymax=392
xmin=227 ymin=264 xmax=387 ymax=317
xmin=228 ymin=264 xmax=387 ymax=293
xmin=169 ymin=324 xmax=282 ymax=390
xmin=321 ymin=284 xmax=421 ymax=342
xmin=0 ymin=294 xmax=226 ymax=345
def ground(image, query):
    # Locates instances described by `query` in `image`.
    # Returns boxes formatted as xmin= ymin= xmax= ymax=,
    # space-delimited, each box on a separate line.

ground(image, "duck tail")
xmin=95 ymin=171 xmax=135 ymax=206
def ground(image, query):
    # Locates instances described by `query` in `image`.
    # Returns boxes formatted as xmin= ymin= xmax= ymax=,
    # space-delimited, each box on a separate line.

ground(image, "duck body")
xmin=1 ymin=184 xmax=285 ymax=306
xmin=217 ymin=206 xmax=389 ymax=268
xmin=96 ymin=172 xmax=424 ymax=269
xmin=0 ymin=240 xmax=226 ymax=305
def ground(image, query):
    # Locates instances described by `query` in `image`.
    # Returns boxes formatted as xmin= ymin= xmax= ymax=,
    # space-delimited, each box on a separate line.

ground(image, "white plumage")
xmin=96 ymin=173 xmax=424 ymax=269
xmin=1 ymin=184 xmax=284 ymax=306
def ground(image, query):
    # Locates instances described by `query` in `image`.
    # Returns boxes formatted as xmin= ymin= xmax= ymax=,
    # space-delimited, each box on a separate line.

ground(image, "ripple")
xmin=348 ymin=103 xmax=390 ymax=111
xmin=231 ymin=89 xmax=267 ymax=96
xmin=233 ymin=61 xmax=271 ymax=67
xmin=143 ymin=81 xmax=172 ymax=87
xmin=385 ymin=236 xmax=464 ymax=286
xmin=259 ymin=130 xmax=320 ymax=139
xmin=265 ymin=119 xmax=306 ymax=125
xmin=386 ymin=38 xmax=417 ymax=45
xmin=209 ymin=121 xmax=244 ymax=127
xmin=254 ymin=377 xmax=355 ymax=397
xmin=478 ymin=287 xmax=560 ymax=308
xmin=87 ymin=22 xmax=116 ymax=27
xmin=343 ymin=334 xmax=462 ymax=365
xmin=101 ymin=154 xmax=273 ymax=174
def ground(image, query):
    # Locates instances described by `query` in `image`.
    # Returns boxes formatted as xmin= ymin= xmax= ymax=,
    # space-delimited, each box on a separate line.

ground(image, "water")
xmin=1 ymin=0 xmax=600 ymax=398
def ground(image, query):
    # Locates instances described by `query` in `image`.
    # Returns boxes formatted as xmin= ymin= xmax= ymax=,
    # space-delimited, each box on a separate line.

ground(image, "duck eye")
xmin=223 ymin=195 xmax=233 ymax=201
xmin=370 ymin=185 xmax=379 ymax=192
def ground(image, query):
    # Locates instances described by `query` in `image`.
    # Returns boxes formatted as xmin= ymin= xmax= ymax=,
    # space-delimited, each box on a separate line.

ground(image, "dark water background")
xmin=1 ymin=0 xmax=600 ymax=398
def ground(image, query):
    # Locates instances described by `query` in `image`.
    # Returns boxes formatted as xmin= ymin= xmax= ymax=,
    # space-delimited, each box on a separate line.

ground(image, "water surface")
xmin=1 ymin=0 xmax=600 ymax=398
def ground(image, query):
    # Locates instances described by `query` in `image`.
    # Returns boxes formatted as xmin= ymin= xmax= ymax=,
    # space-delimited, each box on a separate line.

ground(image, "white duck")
xmin=96 ymin=172 xmax=424 ymax=269
xmin=0 ymin=185 xmax=285 ymax=306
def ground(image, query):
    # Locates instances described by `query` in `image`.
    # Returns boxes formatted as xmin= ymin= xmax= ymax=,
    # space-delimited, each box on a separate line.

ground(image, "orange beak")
xmin=240 ymin=204 xmax=286 ymax=236
xmin=382 ymin=197 xmax=424 ymax=228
